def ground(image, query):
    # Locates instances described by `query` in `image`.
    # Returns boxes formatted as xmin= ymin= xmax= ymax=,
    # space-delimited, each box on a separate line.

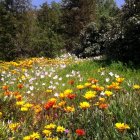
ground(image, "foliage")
xmin=31 ymin=2 xmax=64 ymax=58
xmin=73 ymin=22 xmax=104 ymax=58
xmin=105 ymin=0 xmax=140 ymax=64
xmin=61 ymin=0 xmax=96 ymax=51
xmin=0 ymin=1 xmax=64 ymax=60
xmin=0 ymin=0 xmax=32 ymax=61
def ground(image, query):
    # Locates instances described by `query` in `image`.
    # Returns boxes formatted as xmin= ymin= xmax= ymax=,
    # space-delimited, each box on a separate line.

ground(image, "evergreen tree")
xmin=0 ymin=0 xmax=32 ymax=60
xmin=62 ymin=0 xmax=96 ymax=51
xmin=33 ymin=2 xmax=64 ymax=58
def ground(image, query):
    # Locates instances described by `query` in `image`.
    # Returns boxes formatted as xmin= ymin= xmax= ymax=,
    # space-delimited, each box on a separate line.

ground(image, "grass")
xmin=0 ymin=57 xmax=140 ymax=140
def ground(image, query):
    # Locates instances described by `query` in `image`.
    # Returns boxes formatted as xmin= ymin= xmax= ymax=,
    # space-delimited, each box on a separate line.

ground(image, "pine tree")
xmin=62 ymin=0 xmax=96 ymax=51
xmin=0 ymin=0 xmax=32 ymax=60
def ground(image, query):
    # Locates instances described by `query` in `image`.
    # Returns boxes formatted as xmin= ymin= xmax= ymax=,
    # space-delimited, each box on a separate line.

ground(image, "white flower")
xmin=79 ymin=78 xmax=83 ymax=82
xmin=35 ymin=83 xmax=38 ymax=85
xmin=59 ymin=77 xmax=62 ymax=81
xmin=41 ymin=75 xmax=45 ymax=79
xmin=105 ymin=78 xmax=110 ymax=82
xmin=115 ymin=74 xmax=119 ymax=78
xmin=62 ymin=83 xmax=65 ymax=86
xmin=101 ymin=72 xmax=105 ymax=76
xmin=54 ymin=93 xmax=59 ymax=97
xmin=1 ymin=78 xmax=4 ymax=81
xmin=53 ymin=75 xmax=58 ymax=80
xmin=27 ymin=91 xmax=31 ymax=94
xmin=100 ymin=91 xmax=105 ymax=96
xmin=55 ymin=82 xmax=59 ymax=85
xmin=66 ymin=74 xmax=70 ymax=78
xmin=29 ymin=86 xmax=34 ymax=91
xmin=109 ymin=72 xmax=114 ymax=76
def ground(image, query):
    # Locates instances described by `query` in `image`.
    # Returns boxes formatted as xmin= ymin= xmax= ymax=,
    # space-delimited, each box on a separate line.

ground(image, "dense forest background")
xmin=0 ymin=0 xmax=139 ymax=64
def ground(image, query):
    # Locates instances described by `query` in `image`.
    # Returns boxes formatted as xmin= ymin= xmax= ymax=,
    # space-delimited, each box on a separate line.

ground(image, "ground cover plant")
xmin=0 ymin=54 xmax=140 ymax=140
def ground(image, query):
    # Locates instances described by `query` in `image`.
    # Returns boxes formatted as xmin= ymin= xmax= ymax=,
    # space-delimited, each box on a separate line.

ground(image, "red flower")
xmin=68 ymin=80 xmax=74 ymax=85
xmin=99 ymin=103 xmax=108 ymax=109
xmin=67 ymin=94 xmax=76 ymax=99
xmin=76 ymin=129 xmax=86 ymax=136
xmin=17 ymin=83 xmax=24 ymax=89
xmin=44 ymin=101 xmax=55 ymax=110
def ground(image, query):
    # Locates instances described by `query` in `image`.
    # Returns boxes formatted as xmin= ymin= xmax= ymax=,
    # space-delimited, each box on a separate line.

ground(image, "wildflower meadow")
xmin=0 ymin=54 xmax=140 ymax=140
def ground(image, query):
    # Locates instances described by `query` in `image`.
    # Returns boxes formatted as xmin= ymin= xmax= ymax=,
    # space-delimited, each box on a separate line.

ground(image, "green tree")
xmin=0 ymin=0 xmax=32 ymax=60
xmin=105 ymin=0 xmax=140 ymax=64
xmin=33 ymin=2 xmax=64 ymax=58
xmin=62 ymin=0 xmax=96 ymax=51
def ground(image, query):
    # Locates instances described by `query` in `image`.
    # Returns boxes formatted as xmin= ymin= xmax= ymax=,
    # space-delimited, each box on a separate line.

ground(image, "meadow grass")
xmin=0 ymin=57 xmax=140 ymax=140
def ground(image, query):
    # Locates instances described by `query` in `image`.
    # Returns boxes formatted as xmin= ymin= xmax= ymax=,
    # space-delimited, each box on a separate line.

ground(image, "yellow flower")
xmin=9 ymin=123 xmax=20 ymax=132
xmin=21 ymin=107 xmax=28 ymax=111
xmin=77 ymin=85 xmax=85 ymax=90
xmin=115 ymin=123 xmax=130 ymax=132
xmin=0 ymin=112 xmax=2 ymax=118
xmin=84 ymin=82 xmax=91 ymax=87
xmin=31 ymin=132 xmax=40 ymax=139
xmin=133 ymin=85 xmax=140 ymax=89
xmin=46 ymin=89 xmax=53 ymax=93
xmin=23 ymin=132 xmax=40 ymax=140
xmin=64 ymin=89 xmax=73 ymax=96
xmin=45 ymin=123 xmax=56 ymax=130
xmin=65 ymin=106 xmax=75 ymax=112
xmin=33 ymin=105 xmax=42 ymax=114
xmin=91 ymin=85 xmax=104 ymax=91
xmin=59 ymin=93 xmax=65 ymax=99
xmin=49 ymin=98 xmax=57 ymax=103
xmin=23 ymin=103 xmax=33 ymax=108
xmin=47 ymin=137 xmax=59 ymax=140
xmin=99 ymin=97 xmax=105 ymax=102
xmin=23 ymin=136 xmax=31 ymax=140
xmin=83 ymin=91 xmax=96 ymax=100
xmin=116 ymin=77 xmax=124 ymax=83
xmin=16 ymin=101 xmax=25 ymax=106
xmin=80 ymin=102 xmax=90 ymax=109
xmin=105 ymin=91 xmax=113 ymax=97
xmin=56 ymin=126 xmax=65 ymax=133
xmin=58 ymin=101 xmax=66 ymax=107
xmin=43 ymin=129 xmax=52 ymax=137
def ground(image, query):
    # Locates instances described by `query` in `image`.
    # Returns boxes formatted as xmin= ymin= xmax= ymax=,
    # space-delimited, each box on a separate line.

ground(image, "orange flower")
xmin=2 ymin=85 xmax=8 ymax=91
xmin=99 ymin=103 xmax=108 ymax=109
xmin=76 ymin=129 xmax=86 ymax=136
xmin=44 ymin=101 xmax=55 ymax=110
xmin=17 ymin=83 xmax=24 ymax=89
xmin=67 ymin=94 xmax=76 ymax=99
xmin=91 ymin=85 xmax=104 ymax=91
xmin=68 ymin=80 xmax=74 ymax=85
xmin=15 ymin=95 xmax=22 ymax=101
xmin=4 ymin=91 xmax=11 ymax=96
xmin=88 ymin=78 xmax=98 ymax=84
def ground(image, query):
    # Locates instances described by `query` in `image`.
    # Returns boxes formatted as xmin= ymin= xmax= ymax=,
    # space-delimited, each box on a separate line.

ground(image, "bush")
xmin=74 ymin=22 xmax=104 ymax=58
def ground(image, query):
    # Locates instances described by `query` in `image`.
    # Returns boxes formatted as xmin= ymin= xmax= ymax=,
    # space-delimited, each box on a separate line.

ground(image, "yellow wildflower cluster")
xmin=9 ymin=123 xmax=20 ymax=132
xmin=83 ymin=91 xmax=96 ymax=100
xmin=80 ymin=102 xmax=90 ymax=109
xmin=23 ymin=132 xmax=40 ymax=140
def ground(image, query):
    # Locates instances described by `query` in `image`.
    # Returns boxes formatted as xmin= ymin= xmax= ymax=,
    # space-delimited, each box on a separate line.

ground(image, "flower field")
xmin=0 ymin=54 xmax=140 ymax=140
